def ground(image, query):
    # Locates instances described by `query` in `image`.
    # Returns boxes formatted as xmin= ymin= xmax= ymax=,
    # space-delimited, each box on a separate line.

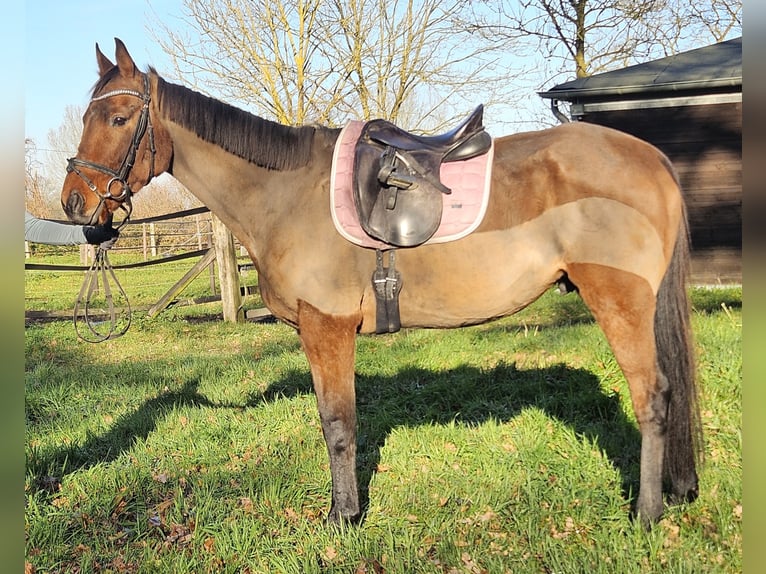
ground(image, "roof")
xmin=539 ymin=37 xmax=741 ymax=101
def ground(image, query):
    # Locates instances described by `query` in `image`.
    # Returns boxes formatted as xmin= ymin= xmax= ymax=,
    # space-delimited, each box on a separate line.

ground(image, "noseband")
xmin=66 ymin=74 xmax=156 ymax=225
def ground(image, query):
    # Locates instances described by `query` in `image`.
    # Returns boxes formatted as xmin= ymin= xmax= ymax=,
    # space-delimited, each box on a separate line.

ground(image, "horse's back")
xmin=489 ymin=122 xmax=683 ymax=260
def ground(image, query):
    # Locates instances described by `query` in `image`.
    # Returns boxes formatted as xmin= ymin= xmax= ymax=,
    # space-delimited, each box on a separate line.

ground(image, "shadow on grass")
xmin=257 ymin=362 xmax=641 ymax=517
xmin=25 ymin=331 xmax=303 ymax=489
xmin=26 ymin=285 xmax=738 ymax=520
xmin=27 ymin=378 xmax=218 ymax=492
xmin=29 ymin=351 xmax=642 ymax=516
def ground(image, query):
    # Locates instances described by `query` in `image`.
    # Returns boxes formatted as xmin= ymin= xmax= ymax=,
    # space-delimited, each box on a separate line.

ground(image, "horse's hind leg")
xmin=566 ymin=263 xmax=669 ymax=524
xmin=297 ymin=300 xmax=363 ymax=523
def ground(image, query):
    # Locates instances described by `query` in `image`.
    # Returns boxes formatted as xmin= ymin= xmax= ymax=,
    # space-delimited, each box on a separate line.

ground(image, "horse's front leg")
xmin=297 ymin=300 xmax=363 ymax=523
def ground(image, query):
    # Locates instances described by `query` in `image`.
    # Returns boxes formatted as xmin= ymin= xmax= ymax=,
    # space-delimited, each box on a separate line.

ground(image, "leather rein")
xmin=66 ymin=73 xmax=156 ymax=228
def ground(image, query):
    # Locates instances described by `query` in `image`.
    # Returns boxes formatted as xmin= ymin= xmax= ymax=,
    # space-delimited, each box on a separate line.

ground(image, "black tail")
xmin=655 ymin=208 xmax=703 ymax=500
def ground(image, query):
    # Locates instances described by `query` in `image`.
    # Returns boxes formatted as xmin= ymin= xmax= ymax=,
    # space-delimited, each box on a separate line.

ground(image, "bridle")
xmin=66 ymin=73 xmax=156 ymax=227
xmin=67 ymin=73 xmax=156 ymax=342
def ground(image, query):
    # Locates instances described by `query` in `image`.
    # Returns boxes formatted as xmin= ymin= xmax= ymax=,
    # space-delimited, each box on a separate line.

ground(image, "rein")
xmin=73 ymin=246 xmax=131 ymax=343
xmin=66 ymin=73 xmax=155 ymax=228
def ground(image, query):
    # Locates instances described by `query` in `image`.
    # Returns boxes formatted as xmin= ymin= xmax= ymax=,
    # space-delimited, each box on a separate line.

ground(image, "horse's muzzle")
xmin=62 ymin=189 xmax=92 ymax=224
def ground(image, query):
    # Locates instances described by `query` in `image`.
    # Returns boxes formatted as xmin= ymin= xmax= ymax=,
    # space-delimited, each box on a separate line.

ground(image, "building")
xmin=538 ymin=37 xmax=742 ymax=284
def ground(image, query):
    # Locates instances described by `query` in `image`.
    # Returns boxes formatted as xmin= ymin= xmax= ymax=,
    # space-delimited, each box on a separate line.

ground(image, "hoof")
xmin=669 ymin=476 xmax=699 ymax=506
xmin=635 ymin=509 xmax=661 ymax=530
xmin=634 ymin=495 xmax=664 ymax=528
xmin=325 ymin=506 xmax=362 ymax=526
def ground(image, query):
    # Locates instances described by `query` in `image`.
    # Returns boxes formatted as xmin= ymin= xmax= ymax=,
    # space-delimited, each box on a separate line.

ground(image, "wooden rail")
xmin=25 ymin=207 xmax=272 ymax=323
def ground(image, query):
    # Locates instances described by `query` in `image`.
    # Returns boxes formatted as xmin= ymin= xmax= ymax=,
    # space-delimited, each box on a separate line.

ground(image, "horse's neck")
xmin=163 ymin=120 xmax=328 ymax=253
xmin=165 ymin=123 xmax=272 ymax=239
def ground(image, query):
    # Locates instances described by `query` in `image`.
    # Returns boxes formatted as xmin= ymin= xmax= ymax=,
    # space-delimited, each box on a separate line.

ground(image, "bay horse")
xmin=61 ymin=39 xmax=701 ymax=525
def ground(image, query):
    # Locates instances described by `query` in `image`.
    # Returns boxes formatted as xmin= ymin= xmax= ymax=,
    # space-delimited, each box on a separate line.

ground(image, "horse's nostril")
xmin=65 ymin=190 xmax=84 ymax=215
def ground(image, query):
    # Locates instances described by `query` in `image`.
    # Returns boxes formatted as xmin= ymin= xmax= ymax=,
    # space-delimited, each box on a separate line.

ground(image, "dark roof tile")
xmin=539 ymin=37 xmax=741 ymax=101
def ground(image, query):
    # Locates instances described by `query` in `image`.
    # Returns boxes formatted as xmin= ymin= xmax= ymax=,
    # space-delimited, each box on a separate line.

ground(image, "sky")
xmin=25 ymin=0 xmax=183 ymax=148
xmin=24 ymin=1 xmax=740 ymax=154
xmin=23 ymin=0 xmax=549 ymax=153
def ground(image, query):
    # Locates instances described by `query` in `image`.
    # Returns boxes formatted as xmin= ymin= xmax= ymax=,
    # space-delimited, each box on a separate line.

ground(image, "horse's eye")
xmin=112 ymin=116 xmax=127 ymax=127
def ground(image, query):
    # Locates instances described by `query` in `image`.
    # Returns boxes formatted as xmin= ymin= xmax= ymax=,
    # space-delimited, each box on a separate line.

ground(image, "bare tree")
xmin=319 ymin=0 xmax=507 ymax=129
xmin=25 ymin=139 xmax=52 ymax=217
xmin=150 ymin=0 xmax=523 ymax=131
xmin=46 ymin=105 xmax=83 ymax=170
xmin=468 ymin=0 xmax=742 ymax=86
xmin=130 ymin=174 xmax=204 ymax=220
xmin=669 ymin=0 xmax=742 ymax=44
xmin=41 ymin=104 xmax=85 ymax=215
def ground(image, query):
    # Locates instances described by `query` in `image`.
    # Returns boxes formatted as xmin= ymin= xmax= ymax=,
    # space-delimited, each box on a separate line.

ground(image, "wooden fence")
xmin=24 ymin=207 xmax=271 ymax=323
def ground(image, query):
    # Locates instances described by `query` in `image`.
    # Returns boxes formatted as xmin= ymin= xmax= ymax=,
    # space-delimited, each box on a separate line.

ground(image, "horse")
xmin=61 ymin=38 xmax=701 ymax=526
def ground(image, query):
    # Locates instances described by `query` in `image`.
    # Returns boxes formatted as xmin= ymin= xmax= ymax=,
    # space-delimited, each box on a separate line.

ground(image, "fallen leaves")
xmin=321 ymin=545 xmax=339 ymax=562
xmin=152 ymin=472 xmax=169 ymax=484
xmin=460 ymin=551 xmax=487 ymax=574
xmin=549 ymin=516 xmax=579 ymax=540
xmin=355 ymin=558 xmax=385 ymax=573
xmin=238 ymin=496 xmax=255 ymax=513
xmin=145 ymin=491 xmax=196 ymax=550
xmin=203 ymin=536 xmax=216 ymax=553
xmin=162 ymin=521 xmax=194 ymax=548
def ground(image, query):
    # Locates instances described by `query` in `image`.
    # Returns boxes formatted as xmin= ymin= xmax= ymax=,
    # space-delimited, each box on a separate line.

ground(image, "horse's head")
xmin=61 ymin=38 xmax=172 ymax=225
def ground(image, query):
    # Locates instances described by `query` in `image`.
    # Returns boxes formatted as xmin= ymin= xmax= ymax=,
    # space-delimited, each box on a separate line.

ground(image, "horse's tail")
xmin=655 ymin=204 xmax=703 ymax=499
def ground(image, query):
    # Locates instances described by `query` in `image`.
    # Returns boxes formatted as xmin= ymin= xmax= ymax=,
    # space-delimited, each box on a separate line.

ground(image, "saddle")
xmin=353 ymin=105 xmax=492 ymax=247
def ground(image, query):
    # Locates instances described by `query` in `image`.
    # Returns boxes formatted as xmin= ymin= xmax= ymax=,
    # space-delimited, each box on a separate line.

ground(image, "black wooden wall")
xmin=580 ymin=101 xmax=741 ymax=283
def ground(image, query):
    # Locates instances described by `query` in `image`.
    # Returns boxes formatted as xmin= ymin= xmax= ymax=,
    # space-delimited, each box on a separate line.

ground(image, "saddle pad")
xmin=330 ymin=120 xmax=494 ymax=249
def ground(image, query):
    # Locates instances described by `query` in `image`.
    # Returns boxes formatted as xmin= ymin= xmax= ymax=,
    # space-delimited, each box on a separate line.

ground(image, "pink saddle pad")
xmin=330 ymin=120 xmax=494 ymax=249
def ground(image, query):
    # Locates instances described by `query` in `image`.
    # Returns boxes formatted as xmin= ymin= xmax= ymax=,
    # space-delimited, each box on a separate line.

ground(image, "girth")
xmin=353 ymin=105 xmax=491 ymax=248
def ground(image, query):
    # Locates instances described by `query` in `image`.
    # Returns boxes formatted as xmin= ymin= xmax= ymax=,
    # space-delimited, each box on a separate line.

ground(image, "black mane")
xmin=152 ymin=69 xmax=316 ymax=171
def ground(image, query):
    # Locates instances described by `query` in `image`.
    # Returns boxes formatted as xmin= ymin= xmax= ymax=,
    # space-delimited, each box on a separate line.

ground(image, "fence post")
xmin=195 ymin=213 xmax=203 ymax=250
xmin=142 ymin=223 xmax=148 ymax=261
xmin=211 ymin=214 xmax=243 ymax=323
xmin=149 ymin=222 xmax=158 ymax=257
xmin=79 ymin=244 xmax=93 ymax=265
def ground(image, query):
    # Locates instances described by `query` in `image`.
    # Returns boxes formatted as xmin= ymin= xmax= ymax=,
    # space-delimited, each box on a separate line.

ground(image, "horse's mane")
xmin=146 ymin=69 xmax=316 ymax=171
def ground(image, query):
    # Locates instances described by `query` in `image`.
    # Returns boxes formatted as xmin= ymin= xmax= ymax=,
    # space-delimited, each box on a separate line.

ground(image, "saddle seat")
xmin=364 ymin=104 xmax=492 ymax=163
xmin=354 ymin=105 xmax=492 ymax=247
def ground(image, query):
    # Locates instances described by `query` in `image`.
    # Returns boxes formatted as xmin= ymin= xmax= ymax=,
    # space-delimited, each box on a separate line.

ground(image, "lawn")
xmin=25 ymin=254 xmax=741 ymax=573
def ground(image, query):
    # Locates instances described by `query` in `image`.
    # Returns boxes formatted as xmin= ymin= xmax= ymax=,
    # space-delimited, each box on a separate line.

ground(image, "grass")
xmin=25 ymin=255 xmax=741 ymax=573
xmin=24 ymin=249 xmax=263 ymax=316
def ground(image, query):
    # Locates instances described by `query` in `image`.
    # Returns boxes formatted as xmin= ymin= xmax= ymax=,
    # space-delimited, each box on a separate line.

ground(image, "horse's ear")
xmin=96 ymin=43 xmax=114 ymax=77
xmin=113 ymin=37 xmax=137 ymax=78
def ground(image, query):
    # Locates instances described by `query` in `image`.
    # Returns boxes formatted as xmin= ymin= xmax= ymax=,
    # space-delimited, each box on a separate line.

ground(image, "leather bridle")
xmin=66 ymin=73 xmax=156 ymax=226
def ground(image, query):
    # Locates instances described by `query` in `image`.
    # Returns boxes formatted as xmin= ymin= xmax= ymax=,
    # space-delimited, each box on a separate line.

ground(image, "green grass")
xmin=25 ymin=259 xmax=741 ymax=573
xmin=24 ymin=249 xmax=263 ymax=315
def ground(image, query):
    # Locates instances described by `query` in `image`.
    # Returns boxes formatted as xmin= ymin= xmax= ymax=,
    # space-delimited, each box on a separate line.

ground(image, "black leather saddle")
xmin=353 ymin=105 xmax=492 ymax=247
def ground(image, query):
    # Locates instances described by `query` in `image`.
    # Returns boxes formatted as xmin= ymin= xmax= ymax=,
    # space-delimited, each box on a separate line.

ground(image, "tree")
xmin=21 ymin=104 xmax=87 ymax=218
xmin=150 ymin=0 xmax=522 ymax=131
xmin=468 ymin=0 xmax=742 ymax=83
xmin=130 ymin=174 xmax=204 ymax=220
xmin=25 ymin=138 xmax=51 ymax=217
xmin=43 ymin=104 xmax=84 ymax=209
xmin=669 ymin=0 xmax=742 ymax=44
xmin=458 ymin=0 xmax=741 ymax=127
xmin=319 ymin=0 xmax=506 ymax=128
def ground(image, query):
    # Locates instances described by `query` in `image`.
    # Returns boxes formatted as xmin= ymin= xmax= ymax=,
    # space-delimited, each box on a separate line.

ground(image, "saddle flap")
xmin=353 ymin=143 xmax=443 ymax=247
xmin=349 ymin=106 xmax=492 ymax=248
